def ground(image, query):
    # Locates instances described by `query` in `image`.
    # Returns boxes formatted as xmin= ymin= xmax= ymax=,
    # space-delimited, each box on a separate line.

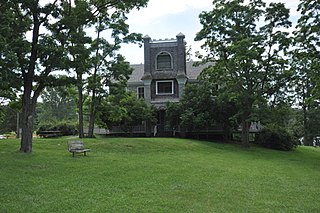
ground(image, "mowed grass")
xmin=0 ymin=137 xmax=319 ymax=213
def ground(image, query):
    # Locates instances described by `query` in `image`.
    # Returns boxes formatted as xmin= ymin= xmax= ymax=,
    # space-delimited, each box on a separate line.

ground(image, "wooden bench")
xmin=68 ymin=140 xmax=90 ymax=157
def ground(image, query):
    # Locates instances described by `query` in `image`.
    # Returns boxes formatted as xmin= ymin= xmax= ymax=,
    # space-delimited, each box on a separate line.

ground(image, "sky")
xmin=119 ymin=0 xmax=301 ymax=64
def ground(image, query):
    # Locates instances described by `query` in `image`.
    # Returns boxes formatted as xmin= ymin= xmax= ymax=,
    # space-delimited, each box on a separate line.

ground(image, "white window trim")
xmin=156 ymin=80 xmax=174 ymax=95
xmin=137 ymin=86 xmax=144 ymax=99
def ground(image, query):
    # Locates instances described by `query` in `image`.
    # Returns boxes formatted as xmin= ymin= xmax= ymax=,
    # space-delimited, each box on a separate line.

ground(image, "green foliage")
xmin=36 ymin=86 xmax=78 ymax=126
xmin=0 ymin=105 xmax=17 ymax=134
xmin=98 ymin=90 xmax=156 ymax=133
xmin=291 ymin=0 xmax=320 ymax=145
xmin=256 ymin=125 xmax=298 ymax=151
xmin=213 ymin=93 xmax=240 ymax=140
xmin=195 ymin=0 xmax=292 ymax=146
xmin=180 ymin=83 xmax=216 ymax=131
xmin=166 ymin=102 xmax=182 ymax=129
xmin=167 ymin=83 xmax=217 ymax=131
xmin=0 ymin=0 xmax=149 ymax=150
xmin=305 ymin=108 xmax=320 ymax=137
xmin=167 ymin=82 xmax=239 ymax=140
xmin=0 ymin=137 xmax=319 ymax=212
xmin=37 ymin=122 xmax=78 ymax=136
xmin=257 ymin=103 xmax=305 ymax=139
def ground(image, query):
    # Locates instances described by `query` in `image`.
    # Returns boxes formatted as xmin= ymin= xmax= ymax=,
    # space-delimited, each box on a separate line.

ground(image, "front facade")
xmin=128 ymin=33 xmax=208 ymax=106
xmin=127 ymin=33 xmax=208 ymax=135
xmin=129 ymin=33 xmax=184 ymax=108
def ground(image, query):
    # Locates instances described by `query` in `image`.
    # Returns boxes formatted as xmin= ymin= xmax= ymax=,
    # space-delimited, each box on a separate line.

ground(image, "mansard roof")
xmin=128 ymin=64 xmax=144 ymax=83
xmin=128 ymin=61 xmax=212 ymax=83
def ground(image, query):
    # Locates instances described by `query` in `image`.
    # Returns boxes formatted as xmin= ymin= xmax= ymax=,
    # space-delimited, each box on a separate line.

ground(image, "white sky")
xmin=119 ymin=0 xmax=301 ymax=64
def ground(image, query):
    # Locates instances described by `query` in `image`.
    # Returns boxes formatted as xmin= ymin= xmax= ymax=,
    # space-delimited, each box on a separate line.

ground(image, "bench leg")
xmin=73 ymin=152 xmax=75 ymax=157
xmin=84 ymin=151 xmax=86 ymax=156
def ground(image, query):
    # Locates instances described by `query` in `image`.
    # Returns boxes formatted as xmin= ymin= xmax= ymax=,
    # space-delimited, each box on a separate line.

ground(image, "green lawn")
xmin=0 ymin=137 xmax=319 ymax=213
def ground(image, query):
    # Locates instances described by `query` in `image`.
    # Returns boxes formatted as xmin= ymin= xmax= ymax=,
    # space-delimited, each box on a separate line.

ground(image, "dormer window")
xmin=156 ymin=52 xmax=172 ymax=70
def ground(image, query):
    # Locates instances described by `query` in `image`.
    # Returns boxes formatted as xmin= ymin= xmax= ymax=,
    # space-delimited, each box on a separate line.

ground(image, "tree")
xmin=0 ymin=0 xmax=69 ymax=152
xmin=59 ymin=0 xmax=147 ymax=138
xmin=0 ymin=0 xmax=148 ymax=152
xmin=213 ymin=93 xmax=240 ymax=141
xmin=178 ymin=83 xmax=216 ymax=132
xmin=98 ymin=88 xmax=156 ymax=135
xmin=292 ymin=0 xmax=320 ymax=145
xmin=36 ymin=86 xmax=78 ymax=126
xmin=87 ymin=53 xmax=134 ymax=138
xmin=0 ymin=105 xmax=17 ymax=134
xmin=167 ymin=83 xmax=238 ymax=141
xmin=195 ymin=0 xmax=292 ymax=147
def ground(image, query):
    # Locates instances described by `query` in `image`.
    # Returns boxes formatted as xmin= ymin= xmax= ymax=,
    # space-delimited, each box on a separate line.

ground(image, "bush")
xmin=37 ymin=122 xmax=78 ymax=136
xmin=256 ymin=126 xmax=298 ymax=151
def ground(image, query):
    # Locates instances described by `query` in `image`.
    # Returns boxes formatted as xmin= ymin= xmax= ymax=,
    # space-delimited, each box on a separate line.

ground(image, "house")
xmin=107 ymin=33 xmax=262 ymax=137
xmin=126 ymin=33 xmax=209 ymax=136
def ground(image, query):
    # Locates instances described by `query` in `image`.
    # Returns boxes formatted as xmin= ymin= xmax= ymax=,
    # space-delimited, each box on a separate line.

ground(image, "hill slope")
xmin=0 ymin=137 xmax=319 ymax=212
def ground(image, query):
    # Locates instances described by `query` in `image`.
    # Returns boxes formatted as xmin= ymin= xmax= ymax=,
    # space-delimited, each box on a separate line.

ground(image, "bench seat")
xmin=68 ymin=140 xmax=90 ymax=157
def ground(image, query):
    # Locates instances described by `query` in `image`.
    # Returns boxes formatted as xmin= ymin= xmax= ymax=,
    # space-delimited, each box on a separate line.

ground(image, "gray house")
xmin=108 ymin=33 xmax=262 ymax=137
xmin=126 ymin=33 xmax=209 ymax=136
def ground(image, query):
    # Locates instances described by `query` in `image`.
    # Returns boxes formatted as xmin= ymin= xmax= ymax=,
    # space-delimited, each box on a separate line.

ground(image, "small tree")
xmin=166 ymin=82 xmax=238 ymax=141
xmin=98 ymin=89 xmax=156 ymax=135
xmin=179 ymin=83 xmax=217 ymax=132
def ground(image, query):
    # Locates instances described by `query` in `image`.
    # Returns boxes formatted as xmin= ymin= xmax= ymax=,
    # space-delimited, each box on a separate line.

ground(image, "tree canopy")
xmin=98 ymin=89 xmax=156 ymax=135
xmin=291 ymin=0 xmax=320 ymax=145
xmin=195 ymin=0 xmax=292 ymax=147
xmin=0 ymin=0 xmax=148 ymax=152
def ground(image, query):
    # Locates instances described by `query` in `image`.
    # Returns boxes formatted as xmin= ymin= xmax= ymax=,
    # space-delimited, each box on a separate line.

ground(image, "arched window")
xmin=156 ymin=52 xmax=172 ymax=70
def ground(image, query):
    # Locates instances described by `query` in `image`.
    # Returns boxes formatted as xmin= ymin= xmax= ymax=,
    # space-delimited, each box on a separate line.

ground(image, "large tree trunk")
xmin=20 ymin=12 xmax=40 ymax=153
xmin=20 ymin=114 xmax=34 ymax=152
xmin=20 ymin=95 xmax=34 ymax=152
xmin=87 ymin=25 xmax=101 ymax=138
xmin=302 ymin=105 xmax=313 ymax=146
xmin=77 ymin=74 xmax=85 ymax=138
xmin=241 ymin=119 xmax=250 ymax=148
xmin=20 ymin=74 xmax=38 ymax=152
xmin=87 ymin=89 xmax=97 ymax=138
xmin=241 ymin=99 xmax=253 ymax=148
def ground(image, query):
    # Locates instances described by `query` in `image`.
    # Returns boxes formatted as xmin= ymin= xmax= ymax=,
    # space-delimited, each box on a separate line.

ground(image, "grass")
xmin=0 ymin=137 xmax=319 ymax=213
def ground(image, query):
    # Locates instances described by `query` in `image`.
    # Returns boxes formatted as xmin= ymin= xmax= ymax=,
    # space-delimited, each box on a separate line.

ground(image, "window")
xmin=156 ymin=52 xmax=172 ymax=69
xmin=156 ymin=80 xmax=174 ymax=95
xmin=137 ymin=87 xmax=144 ymax=99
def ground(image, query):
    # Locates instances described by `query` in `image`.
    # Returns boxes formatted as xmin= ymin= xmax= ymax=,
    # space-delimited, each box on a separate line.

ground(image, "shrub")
xmin=37 ymin=122 xmax=78 ymax=136
xmin=256 ymin=126 xmax=298 ymax=151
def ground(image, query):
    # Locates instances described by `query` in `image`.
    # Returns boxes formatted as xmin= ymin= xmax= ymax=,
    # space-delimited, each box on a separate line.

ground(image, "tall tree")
xmin=86 ymin=18 xmax=141 ymax=138
xmin=0 ymin=0 xmax=69 ymax=152
xmin=292 ymin=0 xmax=320 ymax=145
xmin=195 ymin=0 xmax=292 ymax=147
xmin=59 ymin=0 xmax=147 ymax=138
xmin=0 ymin=0 xmax=148 ymax=152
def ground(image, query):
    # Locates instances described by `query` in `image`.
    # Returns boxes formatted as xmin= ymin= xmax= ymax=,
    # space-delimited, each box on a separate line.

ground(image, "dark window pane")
xmin=137 ymin=87 xmax=144 ymax=99
xmin=157 ymin=82 xmax=173 ymax=94
xmin=157 ymin=53 xmax=171 ymax=69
